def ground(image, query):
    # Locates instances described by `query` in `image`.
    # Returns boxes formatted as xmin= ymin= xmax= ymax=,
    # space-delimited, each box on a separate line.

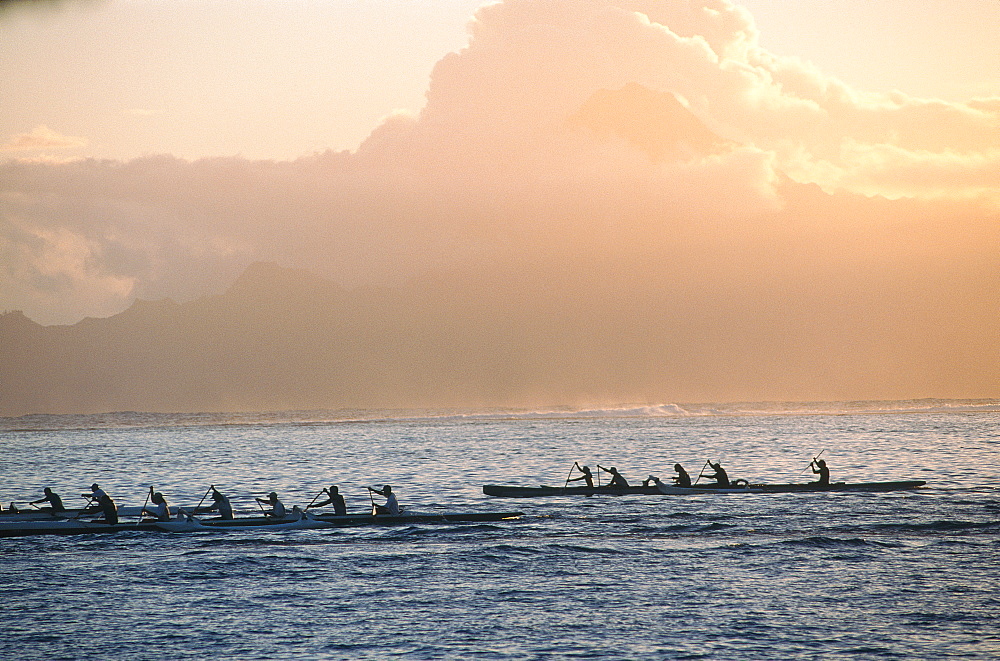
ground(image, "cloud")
xmin=1 ymin=0 xmax=998 ymax=401
xmin=830 ymin=142 xmax=1000 ymax=202
xmin=0 ymin=212 xmax=136 ymax=322
xmin=1 ymin=125 xmax=89 ymax=152
xmin=399 ymin=0 xmax=999 ymax=204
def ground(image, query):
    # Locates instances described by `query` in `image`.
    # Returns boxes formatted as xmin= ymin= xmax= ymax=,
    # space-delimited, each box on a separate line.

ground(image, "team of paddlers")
xmin=3 ymin=458 xmax=833 ymax=520
xmin=565 ymin=457 xmax=830 ymax=489
xmin=0 ymin=482 xmax=402 ymax=523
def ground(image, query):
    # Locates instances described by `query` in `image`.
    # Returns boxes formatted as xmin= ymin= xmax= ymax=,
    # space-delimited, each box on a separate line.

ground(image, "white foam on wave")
xmin=414 ymin=399 xmax=1000 ymax=421
xmin=3 ymin=399 xmax=998 ymax=431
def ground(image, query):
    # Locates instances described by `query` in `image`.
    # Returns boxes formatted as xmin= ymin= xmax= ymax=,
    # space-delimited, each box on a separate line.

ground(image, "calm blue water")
xmin=1 ymin=402 xmax=998 ymax=660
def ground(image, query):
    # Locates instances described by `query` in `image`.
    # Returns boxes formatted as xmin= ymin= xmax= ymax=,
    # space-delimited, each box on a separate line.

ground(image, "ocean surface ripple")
xmin=2 ymin=404 xmax=998 ymax=659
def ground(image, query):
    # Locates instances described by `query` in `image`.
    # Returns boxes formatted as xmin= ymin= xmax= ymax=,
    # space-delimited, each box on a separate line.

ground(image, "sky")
xmin=2 ymin=0 xmax=1000 ymax=402
xmin=2 ymin=0 xmax=998 ymax=162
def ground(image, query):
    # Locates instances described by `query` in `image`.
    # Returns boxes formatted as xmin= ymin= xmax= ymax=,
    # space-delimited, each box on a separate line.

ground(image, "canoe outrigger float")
xmin=0 ymin=505 xmax=177 ymax=521
xmin=0 ymin=510 xmax=524 ymax=538
xmin=482 ymin=480 xmax=926 ymax=498
xmin=483 ymin=484 xmax=662 ymax=498
xmin=657 ymin=480 xmax=926 ymax=494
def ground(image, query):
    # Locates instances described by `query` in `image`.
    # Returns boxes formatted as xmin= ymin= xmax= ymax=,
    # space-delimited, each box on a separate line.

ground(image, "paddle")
xmin=195 ymin=484 xmax=214 ymax=512
xmin=305 ymin=488 xmax=325 ymax=510
xmin=563 ymin=463 xmax=578 ymax=489
xmin=366 ymin=486 xmax=376 ymax=515
xmin=137 ymin=486 xmax=152 ymax=526
xmin=73 ymin=494 xmax=97 ymax=519
xmin=693 ymin=459 xmax=711 ymax=485
xmin=799 ymin=449 xmax=826 ymax=474
xmin=595 ymin=464 xmax=606 ymax=488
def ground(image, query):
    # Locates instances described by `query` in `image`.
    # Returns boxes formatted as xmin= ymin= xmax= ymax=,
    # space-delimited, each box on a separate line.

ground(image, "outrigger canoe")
xmin=0 ymin=510 xmax=523 ymax=538
xmin=482 ymin=480 xmax=926 ymax=498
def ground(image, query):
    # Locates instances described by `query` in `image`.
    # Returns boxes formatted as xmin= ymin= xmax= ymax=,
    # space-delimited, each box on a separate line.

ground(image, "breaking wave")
xmin=3 ymin=398 xmax=998 ymax=432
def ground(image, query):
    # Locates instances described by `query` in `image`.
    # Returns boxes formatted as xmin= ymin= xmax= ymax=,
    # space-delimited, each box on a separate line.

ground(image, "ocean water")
xmin=1 ymin=401 xmax=998 ymax=660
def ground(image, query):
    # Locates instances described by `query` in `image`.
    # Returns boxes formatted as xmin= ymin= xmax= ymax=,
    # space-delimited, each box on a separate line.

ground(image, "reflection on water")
xmin=2 ymin=405 xmax=998 ymax=659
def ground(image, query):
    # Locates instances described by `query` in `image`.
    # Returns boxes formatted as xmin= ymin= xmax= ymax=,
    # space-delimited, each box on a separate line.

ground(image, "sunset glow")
xmin=2 ymin=0 xmax=999 ymax=411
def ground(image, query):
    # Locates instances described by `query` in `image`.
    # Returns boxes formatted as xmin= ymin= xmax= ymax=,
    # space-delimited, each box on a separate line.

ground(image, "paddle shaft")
xmin=73 ymin=495 xmax=96 ymax=519
xmin=195 ymin=484 xmax=214 ymax=511
xmin=306 ymin=489 xmax=325 ymax=509
xmin=694 ymin=459 xmax=711 ymax=485
xmin=564 ymin=463 xmax=578 ymax=488
xmin=137 ymin=487 xmax=152 ymax=526
xmin=800 ymin=449 xmax=826 ymax=474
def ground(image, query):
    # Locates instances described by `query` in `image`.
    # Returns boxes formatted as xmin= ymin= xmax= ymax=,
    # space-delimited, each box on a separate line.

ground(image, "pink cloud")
xmin=1 ymin=0 xmax=998 ymax=346
xmin=2 ymin=125 xmax=89 ymax=152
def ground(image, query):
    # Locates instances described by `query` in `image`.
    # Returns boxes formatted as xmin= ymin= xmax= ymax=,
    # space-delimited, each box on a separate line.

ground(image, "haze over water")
xmin=2 ymin=403 xmax=998 ymax=659
xmin=4 ymin=1 xmax=1000 ymax=410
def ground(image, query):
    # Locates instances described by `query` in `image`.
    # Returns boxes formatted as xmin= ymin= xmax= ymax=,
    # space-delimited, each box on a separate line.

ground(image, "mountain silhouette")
xmin=1 ymin=261 xmax=580 ymax=415
xmin=0 ymin=258 xmax=708 ymax=415
xmin=4 ymin=211 xmax=998 ymax=417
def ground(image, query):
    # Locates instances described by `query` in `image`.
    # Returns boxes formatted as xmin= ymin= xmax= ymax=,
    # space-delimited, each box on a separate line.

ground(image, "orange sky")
xmin=1 ymin=0 xmax=999 ymax=401
xmin=2 ymin=1 xmax=997 ymax=162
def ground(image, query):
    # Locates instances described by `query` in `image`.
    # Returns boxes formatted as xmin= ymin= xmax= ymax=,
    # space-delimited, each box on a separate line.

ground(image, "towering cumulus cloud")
xmin=2 ymin=0 xmax=999 ymax=407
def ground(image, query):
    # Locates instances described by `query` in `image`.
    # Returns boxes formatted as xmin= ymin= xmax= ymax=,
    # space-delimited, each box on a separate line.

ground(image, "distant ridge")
xmin=0 ymin=263 xmax=366 ymax=416
xmin=3 ymin=254 xmax=998 ymax=416
xmin=225 ymin=261 xmax=340 ymax=301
